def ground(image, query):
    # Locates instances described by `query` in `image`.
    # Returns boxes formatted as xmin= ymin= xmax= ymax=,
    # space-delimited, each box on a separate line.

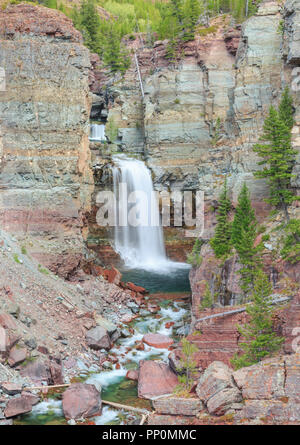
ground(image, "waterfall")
xmin=90 ymin=123 xmax=106 ymax=141
xmin=113 ymin=155 xmax=168 ymax=271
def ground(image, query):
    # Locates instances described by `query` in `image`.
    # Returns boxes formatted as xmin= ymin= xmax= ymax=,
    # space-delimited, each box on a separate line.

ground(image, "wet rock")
xmin=62 ymin=383 xmax=102 ymax=420
xmin=126 ymin=370 xmax=139 ymax=381
xmin=4 ymin=396 xmax=32 ymax=418
xmin=153 ymin=397 xmax=203 ymax=416
xmin=196 ymin=361 xmax=234 ymax=403
xmin=126 ymin=282 xmax=147 ymax=294
xmin=142 ymin=333 xmax=174 ymax=349
xmin=206 ymin=387 xmax=242 ymax=416
xmin=7 ymin=346 xmax=27 ymax=367
xmin=86 ymin=326 xmax=111 ymax=351
xmin=138 ymin=360 xmax=178 ymax=399
xmin=105 ymin=267 xmax=121 ymax=285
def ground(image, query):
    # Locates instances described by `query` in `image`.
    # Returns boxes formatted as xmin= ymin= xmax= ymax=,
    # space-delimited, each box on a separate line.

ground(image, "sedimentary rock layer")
xmin=0 ymin=5 xmax=93 ymax=276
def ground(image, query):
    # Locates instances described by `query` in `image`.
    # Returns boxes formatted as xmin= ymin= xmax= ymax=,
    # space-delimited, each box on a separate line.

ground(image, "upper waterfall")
xmin=112 ymin=155 xmax=189 ymax=272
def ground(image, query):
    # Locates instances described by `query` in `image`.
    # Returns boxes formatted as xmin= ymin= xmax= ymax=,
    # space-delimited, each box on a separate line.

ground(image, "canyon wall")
xmin=0 ymin=5 xmax=94 ymax=277
xmin=91 ymin=1 xmax=300 ymax=263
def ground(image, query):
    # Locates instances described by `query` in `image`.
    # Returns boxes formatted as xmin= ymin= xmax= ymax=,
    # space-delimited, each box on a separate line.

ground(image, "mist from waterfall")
xmin=112 ymin=155 xmax=189 ymax=273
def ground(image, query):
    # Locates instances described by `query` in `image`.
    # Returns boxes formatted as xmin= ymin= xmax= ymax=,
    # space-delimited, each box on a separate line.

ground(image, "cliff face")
xmin=0 ymin=5 xmax=94 ymax=277
xmin=104 ymin=1 xmax=299 ymax=210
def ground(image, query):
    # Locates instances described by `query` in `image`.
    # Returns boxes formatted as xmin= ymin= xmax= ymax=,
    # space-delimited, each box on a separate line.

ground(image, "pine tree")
xmin=200 ymin=282 xmax=213 ymax=309
xmin=253 ymin=104 xmax=297 ymax=221
xmin=210 ymin=179 xmax=232 ymax=258
xmin=176 ymin=338 xmax=198 ymax=391
xmin=231 ymin=271 xmax=284 ymax=369
xmin=79 ymin=0 xmax=102 ymax=54
xmin=102 ymin=25 xmax=130 ymax=74
xmin=231 ymin=183 xmax=260 ymax=292
xmin=279 ymin=87 xmax=294 ymax=130
xmin=182 ymin=0 xmax=201 ymax=42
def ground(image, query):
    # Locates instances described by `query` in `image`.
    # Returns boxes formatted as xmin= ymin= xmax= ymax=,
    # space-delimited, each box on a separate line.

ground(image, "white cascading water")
xmin=113 ymin=155 xmax=169 ymax=271
xmin=90 ymin=123 xmax=106 ymax=141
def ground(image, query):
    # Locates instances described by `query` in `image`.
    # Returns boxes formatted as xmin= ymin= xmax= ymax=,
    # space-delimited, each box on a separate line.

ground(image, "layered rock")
xmin=0 ymin=5 xmax=93 ymax=277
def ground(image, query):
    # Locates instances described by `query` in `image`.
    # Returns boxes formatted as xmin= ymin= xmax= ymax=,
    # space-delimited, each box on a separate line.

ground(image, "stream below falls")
xmin=17 ymin=267 xmax=191 ymax=425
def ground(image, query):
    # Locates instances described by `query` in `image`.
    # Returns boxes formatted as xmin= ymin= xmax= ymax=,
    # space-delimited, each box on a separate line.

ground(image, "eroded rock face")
xmin=62 ymin=383 xmax=102 ymax=420
xmin=0 ymin=4 xmax=93 ymax=277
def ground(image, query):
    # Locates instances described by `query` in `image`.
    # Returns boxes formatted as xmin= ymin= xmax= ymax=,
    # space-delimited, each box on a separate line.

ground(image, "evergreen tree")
xmin=279 ymin=87 xmax=294 ymax=130
xmin=182 ymin=0 xmax=201 ymax=41
xmin=200 ymin=282 xmax=213 ymax=309
xmin=231 ymin=183 xmax=260 ymax=292
xmin=231 ymin=271 xmax=284 ymax=369
xmin=176 ymin=338 xmax=198 ymax=391
xmin=210 ymin=179 xmax=232 ymax=258
xmin=102 ymin=25 xmax=130 ymax=74
xmin=78 ymin=0 xmax=102 ymax=54
xmin=253 ymin=104 xmax=297 ymax=221
xmin=281 ymin=218 xmax=300 ymax=264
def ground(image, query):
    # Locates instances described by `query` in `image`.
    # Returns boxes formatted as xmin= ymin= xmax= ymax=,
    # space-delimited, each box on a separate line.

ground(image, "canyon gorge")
xmin=0 ymin=0 xmax=299 ymax=426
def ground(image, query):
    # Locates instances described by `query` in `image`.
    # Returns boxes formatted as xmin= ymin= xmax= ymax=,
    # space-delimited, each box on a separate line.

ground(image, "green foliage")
xmin=211 ymin=117 xmax=221 ymax=146
xmin=278 ymin=87 xmax=294 ymax=130
xmin=13 ymin=254 xmax=22 ymax=264
xmin=231 ymin=271 xmax=284 ymax=369
xmin=281 ymin=219 xmax=300 ymax=264
xmin=231 ymin=183 xmax=260 ymax=293
xmin=106 ymin=116 xmax=118 ymax=142
xmin=210 ymin=179 xmax=232 ymax=258
xmin=187 ymin=238 xmax=203 ymax=266
xmin=200 ymin=282 xmax=213 ymax=309
xmin=253 ymin=94 xmax=297 ymax=216
xmin=176 ymin=338 xmax=199 ymax=390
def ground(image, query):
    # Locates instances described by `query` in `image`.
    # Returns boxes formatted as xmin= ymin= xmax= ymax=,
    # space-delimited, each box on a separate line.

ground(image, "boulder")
xmin=62 ymin=383 xmax=102 ymax=420
xmin=1 ymin=382 xmax=22 ymax=395
xmin=126 ymin=282 xmax=147 ymax=294
xmin=138 ymin=360 xmax=178 ymax=399
xmin=105 ymin=267 xmax=121 ymax=285
xmin=206 ymin=387 xmax=242 ymax=416
xmin=153 ymin=397 xmax=203 ymax=416
xmin=20 ymin=359 xmax=50 ymax=383
xmin=0 ymin=313 xmax=17 ymax=330
xmin=126 ymin=370 xmax=139 ymax=381
xmin=21 ymin=391 xmax=40 ymax=406
xmin=233 ymin=357 xmax=285 ymax=400
xmin=4 ymin=396 xmax=32 ymax=418
xmin=142 ymin=333 xmax=174 ymax=349
xmin=196 ymin=361 xmax=234 ymax=403
xmin=7 ymin=346 xmax=27 ymax=367
xmin=86 ymin=326 xmax=111 ymax=351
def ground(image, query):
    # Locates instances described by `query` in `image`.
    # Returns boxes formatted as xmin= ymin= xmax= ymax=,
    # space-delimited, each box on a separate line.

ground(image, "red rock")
xmin=49 ymin=361 xmax=64 ymax=385
xmin=134 ymin=341 xmax=144 ymax=351
xmin=143 ymin=333 xmax=174 ymax=349
xmin=115 ymin=363 xmax=120 ymax=370
xmin=4 ymin=397 xmax=32 ymax=418
xmin=105 ymin=266 xmax=121 ymax=285
xmin=253 ymin=233 xmax=263 ymax=248
xmin=62 ymin=383 xmax=102 ymax=420
xmin=165 ymin=322 xmax=174 ymax=329
xmin=0 ymin=313 xmax=17 ymax=330
xmin=1 ymin=382 xmax=22 ymax=395
xmin=20 ymin=359 xmax=50 ymax=383
xmin=138 ymin=360 xmax=178 ymax=399
xmin=126 ymin=282 xmax=147 ymax=294
xmin=0 ymin=4 xmax=82 ymax=42
xmin=7 ymin=346 xmax=27 ymax=367
xmin=126 ymin=370 xmax=139 ymax=381
xmin=21 ymin=391 xmax=40 ymax=406
xmin=37 ymin=345 xmax=49 ymax=355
